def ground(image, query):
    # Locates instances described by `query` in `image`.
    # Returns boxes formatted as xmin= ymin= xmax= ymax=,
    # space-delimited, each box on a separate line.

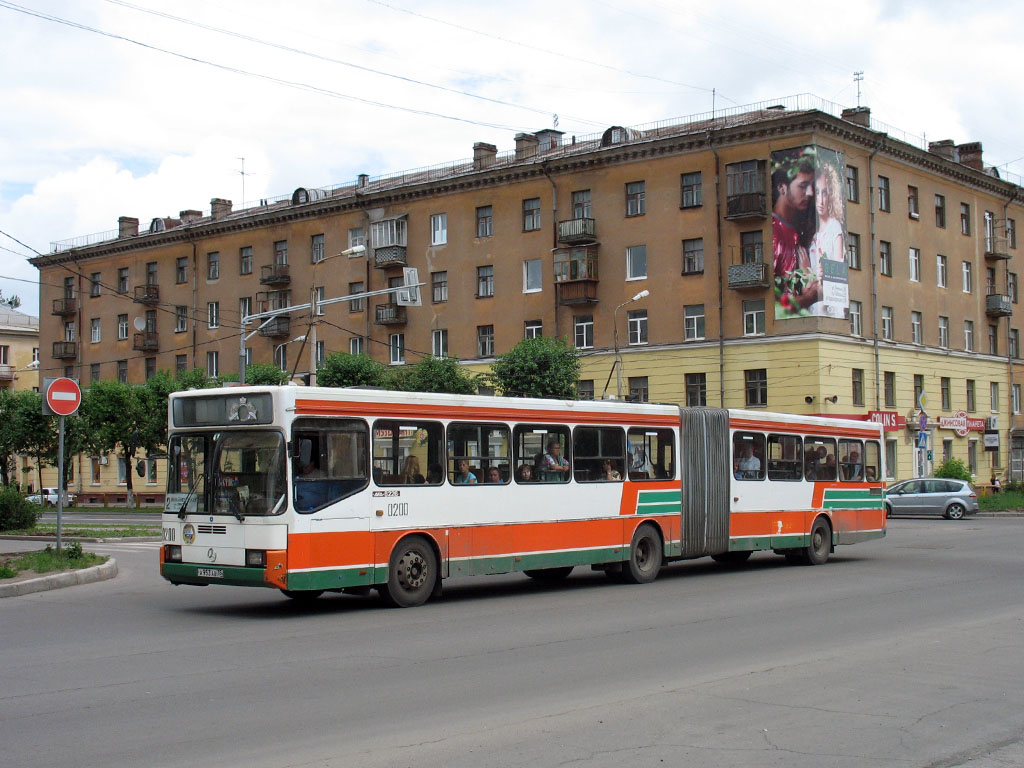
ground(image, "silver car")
xmin=885 ymin=478 xmax=978 ymax=519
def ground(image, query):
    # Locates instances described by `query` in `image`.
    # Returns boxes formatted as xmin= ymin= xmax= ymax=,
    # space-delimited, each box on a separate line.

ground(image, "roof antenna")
xmin=854 ymin=71 xmax=864 ymax=107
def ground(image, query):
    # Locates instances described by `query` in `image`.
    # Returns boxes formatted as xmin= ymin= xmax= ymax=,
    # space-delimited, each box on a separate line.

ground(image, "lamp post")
xmin=612 ymin=289 xmax=650 ymax=399
xmin=274 ymin=335 xmax=306 ymax=380
xmin=308 ymin=244 xmax=365 ymax=386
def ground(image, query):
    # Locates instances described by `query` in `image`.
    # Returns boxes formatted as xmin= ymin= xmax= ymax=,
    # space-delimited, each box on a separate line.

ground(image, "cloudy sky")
xmin=2 ymin=0 xmax=1023 ymax=316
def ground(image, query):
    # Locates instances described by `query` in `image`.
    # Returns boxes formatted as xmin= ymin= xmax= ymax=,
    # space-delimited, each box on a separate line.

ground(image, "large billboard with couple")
xmin=771 ymin=145 xmax=849 ymax=320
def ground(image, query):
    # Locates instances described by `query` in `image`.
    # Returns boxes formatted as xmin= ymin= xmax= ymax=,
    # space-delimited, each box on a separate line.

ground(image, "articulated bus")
xmin=159 ymin=386 xmax=886 ymax=607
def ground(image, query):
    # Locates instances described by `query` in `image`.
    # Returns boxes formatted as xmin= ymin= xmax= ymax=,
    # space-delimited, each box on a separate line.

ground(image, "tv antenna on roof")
xmin=853 ymin=72 xmax=864 ymax=107
xmin=237 ymin=157 xmax=254 ymax=207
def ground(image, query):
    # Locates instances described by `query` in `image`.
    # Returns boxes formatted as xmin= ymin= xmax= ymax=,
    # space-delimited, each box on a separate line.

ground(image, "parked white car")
xmin=25 ymin=487 xmax=76 ymax=507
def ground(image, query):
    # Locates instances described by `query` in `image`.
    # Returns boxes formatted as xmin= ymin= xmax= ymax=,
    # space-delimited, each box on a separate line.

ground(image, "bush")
xmin=934 ymin=457 xmax=972 ymax=482
xmin=0 ymin=485 xmax=41 ymax=531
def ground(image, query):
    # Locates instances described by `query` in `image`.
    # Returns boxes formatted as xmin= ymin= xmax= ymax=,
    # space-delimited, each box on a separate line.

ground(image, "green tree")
xmin=244 ymin=362 xmax=291 ymax=386
xmin=488 ymin=336 xmax=581 ymax=399
xmin=392 ymin=356 xmax=482 ymax=394
xmin=10 ymin=390 xmax=56 ymax=495
xmin=317 ymin=352 xmax=389 ymax=388
xmin=934 ymin=457 xmax=972 ymax=482
xmin=175 ymin=368 xmax=218 ymax=391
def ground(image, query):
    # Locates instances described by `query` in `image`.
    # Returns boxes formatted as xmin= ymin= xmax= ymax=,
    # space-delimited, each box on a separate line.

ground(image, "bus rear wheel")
xmin=622 ymin=523 xmax=662 ymax=584
xmin=524 ymin=566 xmax=574 ymax=582
xmin=382 ymin=536 xmax=437 ymax=608
xmin=805 ymin=517 xmax=832 ymax=565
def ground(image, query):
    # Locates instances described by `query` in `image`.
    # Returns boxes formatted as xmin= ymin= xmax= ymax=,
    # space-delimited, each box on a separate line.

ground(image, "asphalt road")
xmin=2 ymin=519 xmax=1023 ymax=768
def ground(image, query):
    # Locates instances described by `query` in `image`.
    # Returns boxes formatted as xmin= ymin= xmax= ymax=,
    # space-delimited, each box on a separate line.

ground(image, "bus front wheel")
xmin=622 ymin=523 xmax=662 ymax=584
xmin=382 ymin=536 xmax=437 ymax=608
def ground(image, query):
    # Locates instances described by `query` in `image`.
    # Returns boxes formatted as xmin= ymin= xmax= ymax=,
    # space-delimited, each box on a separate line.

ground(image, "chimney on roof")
xmin=118 ymin=216 xmax=139 ymax=238
xmin=535 ymin=129 xmax=564 ymax=152
xmin=179 ymin=209 xmax=202 ymax=225
xmin=211 ymin=198 xmax=232 ymax=220
xmin=473 ymin=142 xmax=497 ymax=170
xmin=357 ymin=173 xmax=369 ymax=189
xmin=929 ymin=139 xmax=956 ymax=161
xmin=514 ymin=133 xmax=539 ymax=160
xmin=841 ymin=106 xmax=870 ymax=127
xmin=957 ymin=142 xmax=984 ymax=171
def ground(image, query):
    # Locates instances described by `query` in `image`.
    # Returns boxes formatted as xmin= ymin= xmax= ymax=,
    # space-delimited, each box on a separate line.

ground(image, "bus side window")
xmin=626 ymin=427 xmax=675 ymax=480
xmin=292 ymin=417 xmax=369 ymax=513
xmin=513 ymin=424 xmax=571 ymax=483
xmin=448 ymin=422 xmax=511 ymax=485
xmin=572 ymin=426 xmax=625 ymax=482
xmin=767 ymin=434 xmax=802 ymax=481
xmin=838 ymin=439 xmax=864 ymax=481
xmin=804 ymin=436 xmax=837 ymax=481
xmin=372 ymin=420 xmax=445 ymax=486
xmin=863 ymin=440 xmax=881 ymax=482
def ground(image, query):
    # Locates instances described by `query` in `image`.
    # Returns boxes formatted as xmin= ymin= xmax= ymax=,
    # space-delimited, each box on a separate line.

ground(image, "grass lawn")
xmin=0 ymin=544 xmax=108 ymax=580
xmin=6 ymin=524 xmax=160 ymax=538
xmin=978 ymin=490 xmax=1024 ymax=511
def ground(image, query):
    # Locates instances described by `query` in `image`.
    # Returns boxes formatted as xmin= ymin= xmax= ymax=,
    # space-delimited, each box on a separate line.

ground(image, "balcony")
xmin=133 ymin=285 xmax=159 ymax=305
xmin=374 ymin=245 xmax=407 ymax=268
xmin=554 ymin=245 xmax=600 ymax=306
xmin=557 ymin=218 xmax=596 ymax=245
xmin=725 ymin=193 xmax=767 ymax=220
xmin=375 ymin=303 xmax=407 ymax=325
xmin=52 ymin=341 xmax=77 ymax=359
xmin=0 ymin=364 xmax=14 ymax=381
xmin=986 ymin=294 xmax=1013 ymax=318
xmin=132 ymin=331 xmax=159 ymax=351
xmin=256 ymin=290 xmax=291 ymax=314
xmin=985 ymin=237 xmax=1011 ymax=261
xmin=557 ymin=281 xmax=599 ymax=304
xmin=728 ymin=262 xmax=770 ymax=289
xmin=260 ymin=263 xmax=291 ymax=286
xmin=258 ymin=316 xmax=290 ymax=338
xmin=52 ymin=297 xmax=77 ymax=316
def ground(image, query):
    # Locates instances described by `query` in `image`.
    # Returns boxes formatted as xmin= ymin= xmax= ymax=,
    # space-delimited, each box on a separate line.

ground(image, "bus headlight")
xmin=245 ymin=549 xmax=267 ymax=568
xmin=165 ymin=545 xmax=182 ymax=563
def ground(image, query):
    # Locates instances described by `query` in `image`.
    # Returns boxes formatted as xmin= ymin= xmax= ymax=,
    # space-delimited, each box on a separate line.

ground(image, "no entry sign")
xmin=43 ymin=377 xmax=82 ymax=416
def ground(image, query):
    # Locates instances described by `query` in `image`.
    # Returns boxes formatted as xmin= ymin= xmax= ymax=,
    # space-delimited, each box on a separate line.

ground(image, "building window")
xmin=881 ymin=306 xmax=893 ymax=340
xmin=390 ymin=333 xmax=405 ymax=364
xmin=745 ymin=369 xmax=767 ymax=407
xmin=64 ymin=321 xmax=75 ymax=342
xmin=146 ymin=261 xmax=157 ymax=286
xmin=935 ymin=194 xmax=946 ymax=228
xmin=90 ymin=363 xmax=101 ymax=383
xmin=966 ymin=379 xmax=976 ymax=412
xmin=431 ymin=272 xmax=447 ymax=304
xmin=964 ymin=320 xmax=974 ymax=351
xmin=275 ymin=346 xmax=287 ymax=375
xmin=117 ymin=267 xmax=129 ymax=294
xmin=914 ymin=374 xmax=924 ymax=407
xmin=476 ymin=205 xmax=493 ymax=238
xmin=968 ymin=440 xmax=978 ymax=475
xmin=849 ymin=300 xmax=862 ymax=336
xmin=625 ymin=181 xmax=646 ymax=216
xmin=911 ymin=311 xmax=922 ymax=344
xmin=430 ymin=213 xmax=447 ymax=245
xmin=207 ymin=302 xmax=219 ymax=329
xmin=477 ymin=325 xmax=494 ymax=357
xmin=239 ymin=296 xmax=251 ymax=322
xmin=574 ymin=315 xmax=594 ymax=349
xmin=314 ymin=286 xmax=325 ymax=316
xmin=239 ymin=246 xmax=252 ymax=275
xmin=1008 ymin=272 xmax=1019 ymax=304
xmin=740 ymin=231 xmax=763 ymax=264
xmin=681 ymin=172 xmax=702 ymax=208
xmin=879 ymin=241 xmax=892 ymax=276
xmin=243 ymin=347 xmax=252 ymax=366
xmin=884 ymin=371 xmax=896 ymax=407
xmin=207 ymin=251 xmax=220 ymax=280
xmin=886 ymin=439 xmax=897 ymax=479
xmin=348 ymin=281 xmax=364 ymax=312
xmin=89 ymin=273 xmax=101 ymax=297
xmin=629 ymin=376 xmax=649 ymax=403
xmin=346 ymin=227 xmax=364 ymax=249
xmin=937 ymin=254 xmax=948 ymax=288
xmin=909 ymin=248 xmax=921 ymax=282
xmin=206 ymin=351 xmax=218 ymax=378
xmin=522 ymin=198 xmax=541 ymax=231
xmin=577 ymin=380 xmax=595 ymax=400
xmin=986 ymin=266 xmax=998 ymax=296
xmin=145 ymin=357 xmax=156 ymax=381
xmin=988 ymin=324 xmax=999 ymax=355
xmin=274 ymin=240 xmax=288 ymax=265
xmin=991 ymin=382 xmax=1000 ymax=412
xmin=908 ymin=185 xmax=919 ymax=218
xmin=743 ymin=299 xmax=765 ymax=336
xmin=89 ymin=318 xmax=101 ymax=343
xmin=477 ymin=265 xmax=494 ymax=297
xmin=310 ymin=234 xmax=325 ymax=263
xmin=117 ymin=314 xmax=128 ymax=340
xmin=933 ymin=315 xmax=948 ymax=348
xmin=852 ymin=368 xmax=864 ymax=406
xmin=684 ymin=304 xmax=706 ymax=340
xmin=349 ymin=337 xmax=363 ymax=356
xmin=1010 ymin=328 xmax=1019 ymax=358
xmin=627 ymin=310 xmax=648 ymax=345
xmin=878 ymin=175 xmax=890 ymax=212
xmin=846 ymin=232 xmax=861 ymax=269
xmin=117 ymin=360 xmax=127 ymax=384
xmin=524 ymin=320 xmax=543 ymax=339
xmin=961 ymin=203 xmax=971 ymax=235
xmin=626 ymin=245 xmax=647 ymax=280
xmin=1014 ymin=384 xmax=1021 ymax=414
xmin=1008 ymin=218 xmax=1017 ymax=249
xmin=941 ymin=377 xmax=951 ymax=410
xmin=686 ymin=373 xmax=707 ymax=406
xmin=523 ymin=259 xmax=542 ymax=293
xmin=432 ymin=329 xmax=448 ymax=358
xmin=315 ymin=341 xmax=325 ymax=366
xmin=845 ymin=166 xmax=859 ymax=203
xmin=572 ymin=189 xmax=591 ymax=219
xmin=962 ymin=261 xmax=973 ymax=293
xmin=682 ymin=238 xmax=704 ymax=274
xmin=175 ymin=306 xmax=188 ymax=333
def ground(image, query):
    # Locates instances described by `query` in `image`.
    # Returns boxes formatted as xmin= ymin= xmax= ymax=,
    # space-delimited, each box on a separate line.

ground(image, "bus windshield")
xmin=168 ymin=431 xmax=286 ymax=517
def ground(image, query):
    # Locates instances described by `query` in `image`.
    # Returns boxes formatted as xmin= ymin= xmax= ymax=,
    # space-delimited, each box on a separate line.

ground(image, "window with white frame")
xmin=881 ymin=306 xmax=893 ymax=340
xmin=937 ymin=254 xmax=947 ymax=287
xmin=315 ymin=341 xmax=325 ymax=366
xmin=1014 ymin=383 xmax=1021 ymax=414
xmin=90 ymin=318 xmax=101 ymax=343
xmin=939 ymin=316 xmax=949 ymax=348
xmin=64 ymin=321 xmax=75 ymax=342
xmin=961 ymin=203 xmax=971 ymax=235
xmin=239 ymin=296 xmax=251 ymax=322
xmin=743 ymin=299 xmax=765 ymax=336
xmin=524 ymin=320 xmax=542 ymax=339
xmin=311 ymin=234 xmax=325 ymax=263
xmin=207 ymin=251 xmax=220 ymax=279
xmin=208 ymin=302 xmax=219 ymax=329
xmin=574 ymin=315 xmax=594 ymax=349
xmin=274 ymin=240 xmax=288 ymax=265
xmin=430 ymin=213 xmax=447 ymax=245
xmin=389 ymin=333 xmax=405 ymax=364
xmin=572 ymin=189 xmax=591 ymax=219
xmin=314 ymin=286 xmax=325 ymax=315
xmin=175 ymin=306 xmax=188 ymax=333
xmin=964 ymin=320 xmax=974 ymax=351
xmin=117 ymin=314 xmax=128 ymax=340
xmin=908 ymin=186 xmax=919 ymax=218
xmin=349 ymin=336 xmax=363 ymax=355
xmin=477 ymin=325 xmax=494 ymax=357
xmin=274 ymin=344 xmax=286 ymax=371
xmin=432 ymin=329 xmax=448 ymax=358
xmin=207 ymin=351 xmax=219 ymax=378
xmin=348 ymin=227 xmax=364 ymax=248
xmin=627 ymin=309 xmax=648 ymax=345
xmin=879 ymin=241 xmax=892 ymax=276
xmin=849 ymin=300 xmax=862 ymax=336
xmin=371 ymin=218 xmax=408 ymax=248
xmin=846 ymin=233 xmax=861 ymax=269
xmin=626 ymin=245 xmax=647 ymax=280
xmin=349 ymin=281 xmax=364 ymax=312
xmin=90 ymin=272 xmax=101 ymax=297
xmin=909 ymin=248 xmax=921 ymax=281
xmin=991 ymin=382 xmax=1000 ymax=412
xmin=684 ymin=304 xmax=705 ymax=340
xmin=745 ymin=369 xmax=767 ymax=407
xmin=878 ymin=175 xmax=890 ymax=211
xmin=523 ymin=259 xmax=542 ymax=293
xmin=911 ymin=311 xmax=922 ymax=343
xmin=963 ymin=261 xmax=973 ymax=293
xmin=935 ymin=194 xmax=946 ymax=227
xmin=477 ymin=265 xmax=494 ymax=297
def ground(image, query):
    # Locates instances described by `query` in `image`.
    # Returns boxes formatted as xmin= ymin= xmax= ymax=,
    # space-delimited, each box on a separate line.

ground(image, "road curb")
xmin=0 ymin=558 xmax=118 ymax=598
xmin=0 ymin=535 xmax=162 ymax=543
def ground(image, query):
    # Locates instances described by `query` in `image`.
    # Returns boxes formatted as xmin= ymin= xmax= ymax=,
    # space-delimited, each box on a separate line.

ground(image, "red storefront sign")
xmin=867 ymin=411 xmax=905 ymax=432
xmin=938 ymin=410 xmax=986 ymax=437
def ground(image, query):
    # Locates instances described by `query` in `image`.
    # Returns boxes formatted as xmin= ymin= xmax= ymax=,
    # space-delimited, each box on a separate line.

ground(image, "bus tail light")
xmin=246 ymin=549 xmax=267 ymax=568
xmin=165 ymin=545 xmax=182 ymax=563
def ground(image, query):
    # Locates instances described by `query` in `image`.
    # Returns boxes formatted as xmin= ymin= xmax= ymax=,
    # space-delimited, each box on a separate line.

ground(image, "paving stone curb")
xmin=0 ymin=558 xmax=118 ymax=598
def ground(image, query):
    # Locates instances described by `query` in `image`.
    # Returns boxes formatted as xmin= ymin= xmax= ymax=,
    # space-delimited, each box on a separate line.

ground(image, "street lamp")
xmin=274 ymin=335 xmax=307 ymax=379
xmin=308 ymin=245 xmax=367 ymax=385
xmin=609 ymin=289 xmax=650 ymax=400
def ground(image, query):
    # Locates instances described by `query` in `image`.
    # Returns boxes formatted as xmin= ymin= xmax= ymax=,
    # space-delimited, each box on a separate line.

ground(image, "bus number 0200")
xmin=387 ymin=503 xmax=409 ymax=517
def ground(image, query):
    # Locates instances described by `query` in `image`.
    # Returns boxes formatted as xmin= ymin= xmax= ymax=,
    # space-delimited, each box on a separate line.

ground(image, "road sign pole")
xmin=57 ymin=415 xmax=64 ymax=551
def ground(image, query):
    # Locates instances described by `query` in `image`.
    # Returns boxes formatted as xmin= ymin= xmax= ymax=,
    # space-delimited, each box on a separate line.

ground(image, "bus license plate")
xmin=198 ymin=568 xmax=223 ymax=578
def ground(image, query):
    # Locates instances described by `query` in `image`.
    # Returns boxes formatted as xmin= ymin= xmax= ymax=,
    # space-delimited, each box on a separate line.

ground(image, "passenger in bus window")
xmin=453 ymin=459 xmax=478 ymax=484
xmin=426 ymin=464 xmax=444 ymax=484
xmin=516 ymin=464 xmax=534 ymax=482
xmin=820 ymin=454 xmax=837 ymax=481
xmin=486 ymin=466 xmax=502 ymax=484
xmin=602 ymin=459 xmax=621 ymax=481
xmin=842 ymin=450 xmax=863 ymax=481
xmin=737 ymin=444 xmax=761 ymax=478
xmin=539 ymin=441 xmax=570 ymax=481
xmin=401 ymin=455 xmax=421 ymax=484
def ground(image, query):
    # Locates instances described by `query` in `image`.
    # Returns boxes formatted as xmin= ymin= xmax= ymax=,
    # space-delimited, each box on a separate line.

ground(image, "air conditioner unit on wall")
xmin=986 ymin=417 xmax=999 ymax=430
xmin=99 ymin=456 xmax=108 ymax=465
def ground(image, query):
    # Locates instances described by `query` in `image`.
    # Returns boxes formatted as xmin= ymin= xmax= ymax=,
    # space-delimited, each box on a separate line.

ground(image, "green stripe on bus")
xmin=637 ymin=491 xmax=681 ymax=503
xmin=636 ymin=503 xmax=682 ymax=515
xmin=161 ymin=562 xmax=267 ymax=588
xmin=823 ymin=491 xmax=880 ymax=501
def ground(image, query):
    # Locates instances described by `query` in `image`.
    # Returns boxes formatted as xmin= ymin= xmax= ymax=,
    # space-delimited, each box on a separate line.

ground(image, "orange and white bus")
xmin=159 ymin=386 xmax=886 ymax=606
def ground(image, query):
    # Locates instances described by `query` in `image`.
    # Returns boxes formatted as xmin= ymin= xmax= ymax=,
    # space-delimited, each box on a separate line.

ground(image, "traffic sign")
xmin=917 ymin=430 xmax=928 ymax=450
xmin=43 ymin=377 xmax=82 ymax=416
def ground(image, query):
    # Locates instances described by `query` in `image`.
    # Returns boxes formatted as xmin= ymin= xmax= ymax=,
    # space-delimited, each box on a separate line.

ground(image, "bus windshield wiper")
xmin=178 ymin=472 xmax=205 ymax=520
